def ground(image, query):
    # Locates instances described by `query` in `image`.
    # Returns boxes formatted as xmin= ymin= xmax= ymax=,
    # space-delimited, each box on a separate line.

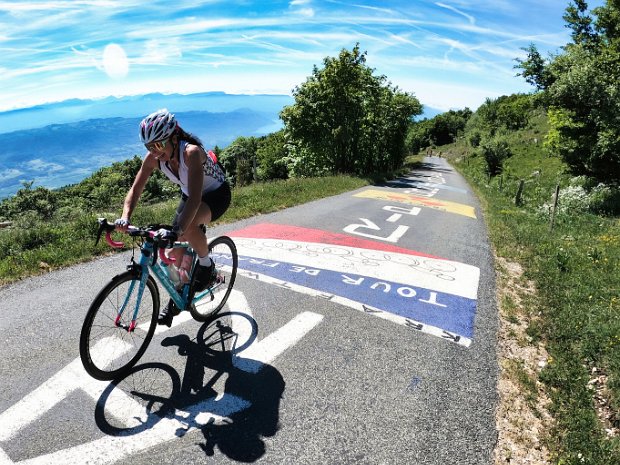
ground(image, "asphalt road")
xmin=0 ymin=156 xmax=498 ymax=465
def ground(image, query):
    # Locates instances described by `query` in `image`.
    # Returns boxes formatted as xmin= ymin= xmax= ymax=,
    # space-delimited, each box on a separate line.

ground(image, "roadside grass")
xmin=0 ymin=175 xmax=368 ymax=285
xmin=442 ymin=120 xmax=620 ymax=463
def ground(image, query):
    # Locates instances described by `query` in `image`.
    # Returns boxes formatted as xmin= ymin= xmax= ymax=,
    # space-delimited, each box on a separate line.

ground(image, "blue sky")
xmin=0 ymin=0 xmax=606 ymax=113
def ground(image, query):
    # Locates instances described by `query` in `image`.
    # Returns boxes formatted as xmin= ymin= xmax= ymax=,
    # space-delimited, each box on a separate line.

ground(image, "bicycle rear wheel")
xmin=80 ymin=271 xmax=160 ymax=381
xmin=190 ymin=235 xmax=238 ymax=322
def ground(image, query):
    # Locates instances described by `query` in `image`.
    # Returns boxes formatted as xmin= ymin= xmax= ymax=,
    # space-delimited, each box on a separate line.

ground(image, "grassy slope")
xmin=441 ymin=112 xmax=620 ymax=464
xmin=0 ymin=176 xmax=369 ymax=285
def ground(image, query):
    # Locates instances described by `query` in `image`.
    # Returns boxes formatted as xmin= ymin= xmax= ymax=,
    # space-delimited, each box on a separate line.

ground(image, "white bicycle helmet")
xmin=139 ymin=109 xmax=177 ymax=144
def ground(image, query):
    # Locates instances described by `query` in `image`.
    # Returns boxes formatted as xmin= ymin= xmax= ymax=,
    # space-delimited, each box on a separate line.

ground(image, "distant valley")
xmin=0 ymin=91 xmax=442 ymax=199
xmin=0 ymin=92 xmax=292 ymax=199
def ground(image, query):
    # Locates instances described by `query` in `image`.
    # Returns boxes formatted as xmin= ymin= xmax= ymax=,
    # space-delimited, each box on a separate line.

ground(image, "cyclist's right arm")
xmin=117 ymin=153 xmax=158 ymax=232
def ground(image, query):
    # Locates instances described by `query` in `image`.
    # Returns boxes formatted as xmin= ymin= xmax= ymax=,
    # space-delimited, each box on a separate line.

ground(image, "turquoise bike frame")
xmin=116 ymin=241 xmax=211 ymax=331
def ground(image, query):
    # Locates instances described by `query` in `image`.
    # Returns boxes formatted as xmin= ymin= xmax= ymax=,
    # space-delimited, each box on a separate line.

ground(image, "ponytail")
xmin=176 ymin=127 xmax=204 ymax=149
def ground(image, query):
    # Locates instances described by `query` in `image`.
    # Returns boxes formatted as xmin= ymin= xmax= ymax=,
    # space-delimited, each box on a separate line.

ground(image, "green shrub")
xmin=481 ymin=136 xmax=512 ymax=177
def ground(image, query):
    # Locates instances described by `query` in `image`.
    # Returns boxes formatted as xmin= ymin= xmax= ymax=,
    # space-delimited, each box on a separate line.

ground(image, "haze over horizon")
xmin=0 ymin=0 xmax=606 ymax=114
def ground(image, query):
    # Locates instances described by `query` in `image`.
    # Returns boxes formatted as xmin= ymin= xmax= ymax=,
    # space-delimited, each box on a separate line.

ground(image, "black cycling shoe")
xmin=193 ymin=262 xmax=217 ymax=292
xmin=157 ymin=299 xmax=180 ymax=327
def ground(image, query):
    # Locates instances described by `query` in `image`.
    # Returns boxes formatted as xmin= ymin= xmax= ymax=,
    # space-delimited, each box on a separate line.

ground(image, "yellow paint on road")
xmin=354 ymin=189 xmax=477 ymax=219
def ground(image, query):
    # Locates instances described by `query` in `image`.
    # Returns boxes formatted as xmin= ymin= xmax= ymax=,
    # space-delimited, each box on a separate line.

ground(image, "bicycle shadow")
xmin=94 ymin=312 xmax=285 ymax=463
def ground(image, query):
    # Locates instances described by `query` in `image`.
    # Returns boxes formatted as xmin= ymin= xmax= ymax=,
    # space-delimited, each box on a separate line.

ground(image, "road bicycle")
xmin=79 ymin=218 xmax=238 ymax=381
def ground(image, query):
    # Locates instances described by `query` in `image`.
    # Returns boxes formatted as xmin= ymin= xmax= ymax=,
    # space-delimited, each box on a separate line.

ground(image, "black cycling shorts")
xmin=175 ymin=181 xmax=232 ymax=226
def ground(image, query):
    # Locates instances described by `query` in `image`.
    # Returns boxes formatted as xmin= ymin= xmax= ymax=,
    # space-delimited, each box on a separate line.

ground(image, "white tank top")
xmin=159 ymin=141 xmax=226 ymax=196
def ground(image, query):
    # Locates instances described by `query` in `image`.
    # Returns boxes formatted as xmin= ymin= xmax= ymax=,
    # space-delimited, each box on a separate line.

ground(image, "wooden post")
xmin=515 ymin=180 xmax=525 ymax=206
xmin=550 ymin=184 xmax=560 ymax=231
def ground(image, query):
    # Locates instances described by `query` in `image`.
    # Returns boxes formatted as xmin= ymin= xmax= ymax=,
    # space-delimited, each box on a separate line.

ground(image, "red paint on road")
xmin=228 ymin=223 xmax=439 ymax=259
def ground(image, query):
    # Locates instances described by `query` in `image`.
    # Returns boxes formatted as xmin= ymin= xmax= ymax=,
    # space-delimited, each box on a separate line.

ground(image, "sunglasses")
xmin=145 ymin=139 xmax=168 ymax=153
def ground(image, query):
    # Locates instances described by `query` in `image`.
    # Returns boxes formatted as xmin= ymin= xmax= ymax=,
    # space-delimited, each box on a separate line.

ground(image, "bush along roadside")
xmin=0 ymin=175 xmax=369 ymax=286
xmin=443 ymin=128 xmax=620 ymax=463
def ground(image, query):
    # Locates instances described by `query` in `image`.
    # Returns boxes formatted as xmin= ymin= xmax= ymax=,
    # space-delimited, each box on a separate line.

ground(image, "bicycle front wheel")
xmin=80 ymin=271 xmax=160 ymax=381
xmin=190 ymin=235 xmax=238 ymax=322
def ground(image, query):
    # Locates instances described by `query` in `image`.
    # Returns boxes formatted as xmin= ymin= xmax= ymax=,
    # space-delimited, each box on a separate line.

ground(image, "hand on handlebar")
xmin=154 ymin=228 xmax=178 ymax=247
xmin=114 ymin=218 xmax=130 ymax=233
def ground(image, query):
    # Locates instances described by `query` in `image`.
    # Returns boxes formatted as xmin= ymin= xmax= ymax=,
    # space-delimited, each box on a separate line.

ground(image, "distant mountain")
xmin=0 ymin=92 xmax=293 ymax=134
xmin=0 ymin=92 xmax=443 ymax=199
xmin=0 ymin=106 xmax=284 ymax=199
xmin=415 ymin=106 xmax=444 ymax=121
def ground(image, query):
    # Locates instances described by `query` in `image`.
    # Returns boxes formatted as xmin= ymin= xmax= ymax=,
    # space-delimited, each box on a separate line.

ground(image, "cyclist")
xmin=115 ymin=109 xmax=231 ymax=327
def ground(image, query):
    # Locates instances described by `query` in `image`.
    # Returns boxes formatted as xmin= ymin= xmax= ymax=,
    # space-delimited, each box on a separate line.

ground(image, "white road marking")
xmin=226 ymin=289 xmax=256 ymax=349
xmin=9 ymin=396 xmax=250 ymax=465
xmin=233 ymin=312 xmax=324 ymax=374
xmin=236 ymin=268 xmax=472 ymax=347
xmin=234 ymin=237 xmax=479 ymax=299
xmin=343 ymin=218 xmax=409 ymax=243
xmin=0 ymin=291 xmax=323 ymax=465
xmin=0 ymin=339 xmax=131 ymax=442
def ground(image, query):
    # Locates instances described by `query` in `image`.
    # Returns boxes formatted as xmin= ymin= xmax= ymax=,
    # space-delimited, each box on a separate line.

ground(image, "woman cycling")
xmin=115 ymin=109 xmax=231 ymax=327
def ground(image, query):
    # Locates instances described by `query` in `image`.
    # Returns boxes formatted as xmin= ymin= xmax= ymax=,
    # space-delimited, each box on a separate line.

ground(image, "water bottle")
xmin=168 ymin=263 xmax=182 ymax=288
xmin=162 ymin=261 xmax=181 ymax=288
xmin=178 ymin=251 xmax=193 ymax=285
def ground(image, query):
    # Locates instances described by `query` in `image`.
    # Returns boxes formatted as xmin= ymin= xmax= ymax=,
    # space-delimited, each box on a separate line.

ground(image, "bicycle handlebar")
xmin=96 ymin=218 xmax=177 ymax=265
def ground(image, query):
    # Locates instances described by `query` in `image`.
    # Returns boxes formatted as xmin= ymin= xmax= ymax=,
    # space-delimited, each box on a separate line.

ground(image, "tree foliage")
xmin=481 ymin=136 xmax=512 ymax=177
xmin=406 ymin=109 xmax=472 ymax=154
xmin=255 ymin=130 xmax=289 ymax=181
xmin=218 ymin=136 xmax=259 ymax=187
xmin=280 ymin=44 xmax=422 ymax=176
xmin=517 ymin=0 xmax=620 ymax=182
xmin=0 ymin=156 xmax=177 ymax=221
xmin=516 ymin=44 xmax=555 ymax=91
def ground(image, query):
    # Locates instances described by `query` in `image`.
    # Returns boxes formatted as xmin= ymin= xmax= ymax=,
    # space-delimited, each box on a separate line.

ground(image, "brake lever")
xmin=95 ymin=218 xmax=125 ymax=248
xmin=95 ymin=219 xmax=105 ymax=246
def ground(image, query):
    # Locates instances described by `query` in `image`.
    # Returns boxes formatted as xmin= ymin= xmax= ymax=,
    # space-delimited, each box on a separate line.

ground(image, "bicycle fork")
xmin=115 ymin=260 xmax=151 ymax=333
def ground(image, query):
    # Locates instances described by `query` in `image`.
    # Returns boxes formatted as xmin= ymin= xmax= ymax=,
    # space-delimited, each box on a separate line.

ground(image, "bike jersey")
xmin=159 ymin=141 xmax=226 ymax=196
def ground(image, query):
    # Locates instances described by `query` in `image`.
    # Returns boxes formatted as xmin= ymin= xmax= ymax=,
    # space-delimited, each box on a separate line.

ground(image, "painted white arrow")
xmin=0 ymin=290 xmax=323 ymax=465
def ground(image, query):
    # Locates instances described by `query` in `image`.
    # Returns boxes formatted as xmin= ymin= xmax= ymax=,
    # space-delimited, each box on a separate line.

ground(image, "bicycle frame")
xmin=118 ymin=241 xmax=213 ymax=331
xmin=82 ymin=218 xmax=238 ymax=381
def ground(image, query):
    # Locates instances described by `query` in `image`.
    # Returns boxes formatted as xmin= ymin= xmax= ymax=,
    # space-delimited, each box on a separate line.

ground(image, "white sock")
xmin=198 ymin=255 xmax=212 ymax=267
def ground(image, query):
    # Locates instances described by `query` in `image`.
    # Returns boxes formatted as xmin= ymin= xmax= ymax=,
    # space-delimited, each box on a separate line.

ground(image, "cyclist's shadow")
xmin=95 ymin=312 xmax=285 ymax=463
xmin=163 ymin=314 xmax=285 ymax=462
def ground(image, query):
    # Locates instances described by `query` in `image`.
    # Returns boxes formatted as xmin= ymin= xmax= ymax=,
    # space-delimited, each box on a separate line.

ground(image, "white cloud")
xmin=0 ymin=168 xmax=24 ymax=182
xmin=0 ymin=0 xmax=581 ymax=113
xmin=435 ymin=2 xmax=475 ymax=24
xmin=25 ymin=159 xmax=64 ymax=172
xmin=0 ymin=1 xmax=119 ymax=12
xmin=136 ymin=39 xmax=183 ymax=65
xmin=296 ymin=8 xmax=315 ymax=17
xmin=350 ymin=3 xmax=397 ymax=15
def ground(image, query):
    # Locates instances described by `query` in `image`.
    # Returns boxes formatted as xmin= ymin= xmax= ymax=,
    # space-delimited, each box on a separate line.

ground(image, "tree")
xmin=481 ymin=137 xmax=512 ymax=177
xmin=219 ymin=136 xmax=259 ymax=186
xmin=563 ymin=0 xmax=598 ymax=47
xmin=517 ymin=1 xmax=620 ymax=182
xmin=281 ymin=44 xmax=422 ymax=176
xmin=515 ymin=44 xmax=554 ymax=91
xmin=256 ymin=130 xmax=289 ymax=181
xmin=464 ymin=95 xmax=531 ymax=146
xmin=405 ymin=109 xmax=472 ymax=154
xmin=0 ymin=185 xmax=58 ymax=220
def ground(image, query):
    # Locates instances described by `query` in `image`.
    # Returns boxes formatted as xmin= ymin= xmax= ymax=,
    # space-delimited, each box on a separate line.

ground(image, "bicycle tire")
xmin=190 ymin=235 xmax=238 ymax=322
xmin=80 ymin=271 xmax=160 ymax=381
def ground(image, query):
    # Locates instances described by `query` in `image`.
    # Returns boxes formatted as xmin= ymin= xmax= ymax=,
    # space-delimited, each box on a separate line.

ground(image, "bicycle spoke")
xmin=80 ymin=272 xmax=158 ymax=381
